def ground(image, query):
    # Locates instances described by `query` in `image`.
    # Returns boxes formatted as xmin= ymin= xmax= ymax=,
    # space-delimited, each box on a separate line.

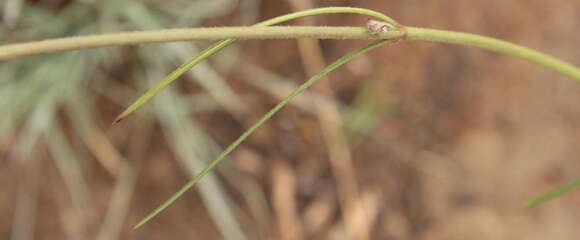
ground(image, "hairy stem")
xmin=0 ymin=26 xmax=401 ymax=60
xmin=4 ymin=28 xmax=578 ymax=83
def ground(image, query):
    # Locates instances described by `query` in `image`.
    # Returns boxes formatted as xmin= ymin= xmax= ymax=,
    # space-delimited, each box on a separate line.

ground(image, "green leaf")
xmin=526 ymin=178 xmax=580 ymax=207
xmin=133 ymin=39 xmax=389 ymax=229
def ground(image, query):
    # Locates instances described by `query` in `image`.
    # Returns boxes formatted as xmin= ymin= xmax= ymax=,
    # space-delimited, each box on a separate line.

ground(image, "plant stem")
xmin=406 ymin=27 xmax=580 ymax=82
xmin=4 ymin=26 xmax=579 ymax=84
xmin=0 ymin=27 xmax=400 ymax=60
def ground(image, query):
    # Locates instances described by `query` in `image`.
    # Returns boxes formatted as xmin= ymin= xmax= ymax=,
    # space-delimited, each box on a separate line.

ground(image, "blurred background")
xmin=2 ymin=0 xmax=580 ymax=239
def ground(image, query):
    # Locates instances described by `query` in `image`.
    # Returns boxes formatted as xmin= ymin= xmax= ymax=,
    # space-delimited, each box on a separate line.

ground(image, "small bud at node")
xmin=367 ymin=19 xmax=394 ymax=35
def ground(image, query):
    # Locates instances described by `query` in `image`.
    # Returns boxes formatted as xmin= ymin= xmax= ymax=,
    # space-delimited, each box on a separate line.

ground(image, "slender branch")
xmin=0 ymin=26 xmax=402 ymax=60
xmin=406 ymin=27 xmax=580 ymax=82
xmin=4 ymin=25 xmax=579 ymax=84
xmin=2 ymin=7 xmax=399 ymax=61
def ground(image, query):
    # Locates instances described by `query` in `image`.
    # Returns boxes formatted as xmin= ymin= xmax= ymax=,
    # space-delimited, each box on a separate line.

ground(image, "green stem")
xmin=0 ymin=26 xmax=401 ymax=60
xmin=132 ymin=39 xmax=389 ymax=229
xmin=254 ymin=6 xmax=398 ymax=26
xmin=406 ymin=27 xmax=580 ymax=81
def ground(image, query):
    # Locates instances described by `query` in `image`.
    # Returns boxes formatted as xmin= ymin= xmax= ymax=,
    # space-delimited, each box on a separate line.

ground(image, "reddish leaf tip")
xmin=112 ymin=116 xmax=124 ymax=125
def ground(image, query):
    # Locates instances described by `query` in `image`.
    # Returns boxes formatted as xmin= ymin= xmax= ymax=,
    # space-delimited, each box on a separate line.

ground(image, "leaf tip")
xmin=133 ymin=212 xmax=157 ymax=230
xmin=132 ymin=221 xmax=144 ymax=230
xmin=112 ymin=115 xmax=125 ymax=125
xmin=523 ymin=201 xmax=535 ymax=207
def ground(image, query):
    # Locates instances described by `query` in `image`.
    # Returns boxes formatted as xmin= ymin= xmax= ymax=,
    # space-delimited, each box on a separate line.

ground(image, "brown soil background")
xmin=2 ymin=0 xmax=580 ymax=239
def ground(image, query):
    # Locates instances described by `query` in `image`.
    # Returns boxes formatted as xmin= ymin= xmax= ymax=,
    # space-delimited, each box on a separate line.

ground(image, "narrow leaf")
xmin=113 ymin=40 xmax=234 ymax=123
xmin=526 ymin=178 xmax=580 ymax=207
xmin=133 ymin=39 xmax=389 ymax=229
